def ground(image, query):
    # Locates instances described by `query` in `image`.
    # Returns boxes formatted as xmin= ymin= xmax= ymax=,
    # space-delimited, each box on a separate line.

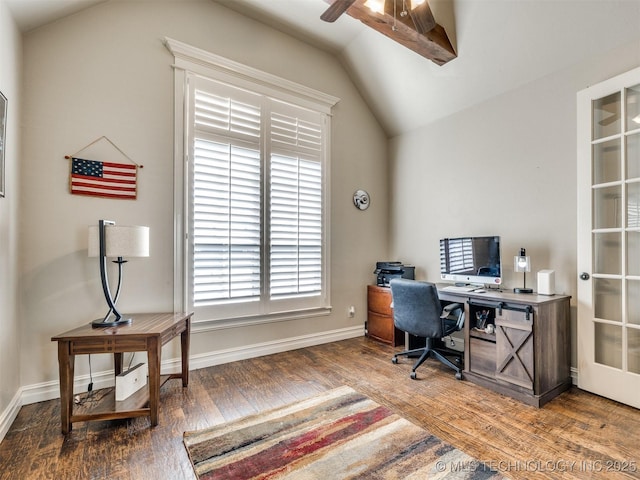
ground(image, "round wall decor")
xmin=353 ymin=189 xmax=370 ymax=210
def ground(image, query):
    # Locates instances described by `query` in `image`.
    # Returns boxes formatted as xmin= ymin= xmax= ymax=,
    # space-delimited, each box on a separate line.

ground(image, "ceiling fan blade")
xmin=321 ymin=0 xmax=357 ymax=22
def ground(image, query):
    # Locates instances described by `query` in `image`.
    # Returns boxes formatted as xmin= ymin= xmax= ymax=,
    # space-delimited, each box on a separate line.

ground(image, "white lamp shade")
xmin=513 ymin=255 xmax=531 ymax=273
xmin=88 ymin=225 xmax=150 ymax=258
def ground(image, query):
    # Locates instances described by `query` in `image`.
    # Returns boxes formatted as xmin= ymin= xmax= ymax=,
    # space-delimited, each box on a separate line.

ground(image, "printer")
xmin=374 ymin=262 xmax=415 ymax=287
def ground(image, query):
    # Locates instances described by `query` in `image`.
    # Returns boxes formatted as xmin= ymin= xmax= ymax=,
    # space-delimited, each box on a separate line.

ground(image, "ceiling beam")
xmin=322 ymin=0 xmax=456 ymax=65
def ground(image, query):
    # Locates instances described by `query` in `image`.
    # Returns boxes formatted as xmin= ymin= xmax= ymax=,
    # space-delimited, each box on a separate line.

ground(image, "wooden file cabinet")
xmin=366 ymin=285 xmax=404 ymax=346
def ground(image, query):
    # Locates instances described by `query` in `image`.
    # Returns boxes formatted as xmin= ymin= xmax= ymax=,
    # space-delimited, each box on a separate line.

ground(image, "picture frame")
xmin=0 ymin=90 xmax=6 ymax=198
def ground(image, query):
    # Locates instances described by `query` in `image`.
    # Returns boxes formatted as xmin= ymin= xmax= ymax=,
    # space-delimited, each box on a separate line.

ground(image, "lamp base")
xmin=91 ymin=317 xmax=132 ymax=328
xmin=513 ymin=287 xmax=533 ymax=294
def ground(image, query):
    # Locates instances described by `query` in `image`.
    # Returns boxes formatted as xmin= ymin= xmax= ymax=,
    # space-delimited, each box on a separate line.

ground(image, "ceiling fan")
xmin=320 ymin=0 xmax=356 ymax=23
xmin=319 ymin=0 xmax=456 ymax=65
xmin=322 ymin=0 xmax=434 ymax=34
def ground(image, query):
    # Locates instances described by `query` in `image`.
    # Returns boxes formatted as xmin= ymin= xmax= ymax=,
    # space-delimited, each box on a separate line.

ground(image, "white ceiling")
xmin=6 ymin=0 xmax=640 ymax=136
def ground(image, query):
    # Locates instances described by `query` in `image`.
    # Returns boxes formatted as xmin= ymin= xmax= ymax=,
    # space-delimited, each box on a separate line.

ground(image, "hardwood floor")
xmin=1 ymin=337 xmax=640 ymax=479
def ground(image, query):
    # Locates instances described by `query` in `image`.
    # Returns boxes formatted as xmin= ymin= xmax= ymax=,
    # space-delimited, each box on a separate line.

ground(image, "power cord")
xmin=127 ymin=352 xmax=135 ymax=371
xmin=73 ymin=353 xmax=137 ymax=406
xmin=74 ymin=354 xmax=95 ymax=406
xmin=88 ymin=354 xmax=94 ymax=392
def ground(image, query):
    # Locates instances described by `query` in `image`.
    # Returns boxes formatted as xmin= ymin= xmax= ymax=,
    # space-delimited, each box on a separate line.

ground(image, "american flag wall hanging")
xmin=70 ymin=158 xmax=137 ymax=199
xmin=66 ymin=136 xmax=142 ymax=200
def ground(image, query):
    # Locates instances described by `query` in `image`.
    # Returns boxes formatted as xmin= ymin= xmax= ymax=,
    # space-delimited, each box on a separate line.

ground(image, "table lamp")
xmin=88 ymin=219 xmax=149 ymax=327
xmin=513 ymin=247 xmax=533 ymax=294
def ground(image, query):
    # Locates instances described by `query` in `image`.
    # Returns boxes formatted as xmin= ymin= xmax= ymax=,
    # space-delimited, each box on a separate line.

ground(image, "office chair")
xmin=389 ymin=278 xmax=464 ymax=380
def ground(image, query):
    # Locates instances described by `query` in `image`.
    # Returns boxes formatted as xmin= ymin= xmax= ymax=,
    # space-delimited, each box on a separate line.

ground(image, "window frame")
xmin=166 ymin=38 xmax=338 ymax=328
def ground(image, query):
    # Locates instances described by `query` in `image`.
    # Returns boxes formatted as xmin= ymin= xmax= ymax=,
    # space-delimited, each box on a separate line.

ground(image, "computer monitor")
xmin=439 ymin=236 xmax=502 ymax=286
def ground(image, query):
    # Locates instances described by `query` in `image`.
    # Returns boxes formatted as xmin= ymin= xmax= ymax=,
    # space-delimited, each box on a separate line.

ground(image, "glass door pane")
xmin=626 ymin=84 xmax=640 ymax=132
xmin=627 ymin=182 xmax=640 ymax=228
xmin=594 ymin=92 xmax=621 ymax=140
xmin=628 ymin=328 xmax=640 ymax=374
xmin=594 ymin=278 xmax=622 ymax=322
xmin=627 ymin=232 xmax=640 ymax=276
xmin=593 ymin=232 xmax=621 ymax=275
xmin=593 ymin=139 xmax=621 ymax=184
xmin=593 ymin=186 xmax=622 ymax=229
xmin=628 ymin=134 xmax=640 ymax=179
xmin=627 ymin=280 xmax=640 ymax=326
xmin=595 ymin=323 xmax=622 ymax=368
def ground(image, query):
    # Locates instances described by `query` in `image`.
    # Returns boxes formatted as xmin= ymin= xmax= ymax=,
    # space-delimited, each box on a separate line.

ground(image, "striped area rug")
xmin=183 ymin=386 xmax=506 ymax=479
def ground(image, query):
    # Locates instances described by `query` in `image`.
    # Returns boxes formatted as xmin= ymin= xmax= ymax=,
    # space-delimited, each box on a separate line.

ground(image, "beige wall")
xmin=0 ymin=0 xmax=22 ymax=436
xmin=389 ymin=38 xmax=640 ymax=368
xmin=18 ymin=1 xmax=388 ymax=400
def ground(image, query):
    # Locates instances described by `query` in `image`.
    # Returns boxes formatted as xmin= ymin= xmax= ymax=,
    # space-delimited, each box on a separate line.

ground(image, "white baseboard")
xmin=0 ymin=389 xmax=22 ymax=442
xmin=20 ymin=370 xmax=117 ymax=406
xmin=188 ymin=325 xmax=363 ymax=371
xmin=571 ymin=366 xmax=578 ymax=385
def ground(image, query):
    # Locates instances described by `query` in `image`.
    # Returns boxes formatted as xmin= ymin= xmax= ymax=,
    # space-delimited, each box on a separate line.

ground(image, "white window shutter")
xmin=192 ymin=139 xmax=262 ymax=305
xmin=269 ymin=108 xmax=323 ymax=298
xmin=192 ymin=79 xmax=262 ymax=306
xmin=187 ymin=75 xmax=329 ymax=320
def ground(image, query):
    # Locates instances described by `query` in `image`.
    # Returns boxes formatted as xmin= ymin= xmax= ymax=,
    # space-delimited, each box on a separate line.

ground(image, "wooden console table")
xmin=51 ymin=312 xmax=192 ymax=434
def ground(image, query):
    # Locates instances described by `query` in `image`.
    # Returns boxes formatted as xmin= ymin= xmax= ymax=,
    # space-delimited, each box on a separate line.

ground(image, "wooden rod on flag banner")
xmin=64 ymin=135 xmax=144 ymax=168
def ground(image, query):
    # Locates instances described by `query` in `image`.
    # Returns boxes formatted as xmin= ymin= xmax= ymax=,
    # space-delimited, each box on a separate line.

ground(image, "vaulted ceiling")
xmin=7 ymin=0 xmax=640 ymax=137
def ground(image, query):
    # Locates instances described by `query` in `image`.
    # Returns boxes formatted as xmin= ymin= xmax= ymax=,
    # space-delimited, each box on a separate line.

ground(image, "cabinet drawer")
xmin=367 ymin=286 xmax=393 ymax=315
xmin=367 ymin=311 xmax=394 ymax=344
xmin=469 ymin=337 xmax=496 ymax=377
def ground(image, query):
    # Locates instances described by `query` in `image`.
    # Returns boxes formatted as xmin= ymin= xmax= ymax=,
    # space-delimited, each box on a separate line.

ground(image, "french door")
xmin=577 ymin=66 xmax=640 ymax=408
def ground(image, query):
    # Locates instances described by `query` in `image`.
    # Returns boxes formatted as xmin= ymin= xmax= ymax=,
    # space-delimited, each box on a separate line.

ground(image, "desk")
xmin=51 ymin=312 xmax=192 ymax=433
xmin=438 ymin=287 xmax=571 ymax=407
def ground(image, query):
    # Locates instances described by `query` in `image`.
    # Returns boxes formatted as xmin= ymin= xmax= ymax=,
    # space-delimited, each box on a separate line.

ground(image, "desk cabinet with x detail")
xmin=438 ymin=288 xmax=571 ymax=407
xmin=495 ymin=308 xmax=535 ymax=389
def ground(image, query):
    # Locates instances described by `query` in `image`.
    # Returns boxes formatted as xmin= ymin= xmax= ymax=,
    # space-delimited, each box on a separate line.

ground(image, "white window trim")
xmin=165 ymin=38 xmax=338 ymax=113
xmin=165 ymin=38 xmax=339 ymax=328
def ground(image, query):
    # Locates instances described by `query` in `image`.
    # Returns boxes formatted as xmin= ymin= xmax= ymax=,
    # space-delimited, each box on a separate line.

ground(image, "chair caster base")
xmin=455 ymin=372 xmax=463 ymax=380
xmin=410 ymin=371 xmax=417 ymax=380
xmin=391 ymin=357 xmax=398 ymax=364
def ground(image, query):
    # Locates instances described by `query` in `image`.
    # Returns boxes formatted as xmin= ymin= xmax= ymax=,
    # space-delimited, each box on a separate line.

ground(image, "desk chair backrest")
xmin=389 ymin=279 xmax=444 ymax=339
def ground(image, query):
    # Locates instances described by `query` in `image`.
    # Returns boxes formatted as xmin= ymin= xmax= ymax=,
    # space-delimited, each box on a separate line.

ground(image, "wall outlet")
xmin=348 ymin=305 xmax=356 ymax=318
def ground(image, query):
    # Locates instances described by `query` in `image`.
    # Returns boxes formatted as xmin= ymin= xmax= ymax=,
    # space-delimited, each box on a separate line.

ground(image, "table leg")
xmin=57 ymin=341 xmax=74 ymax=434
xmin=147 ymin=336 xmax=161 ymax=427
xmin=114 ymin=352 xmax=123 ymax=376
xmin=181 ymin=318 xmax=190 ymax=387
